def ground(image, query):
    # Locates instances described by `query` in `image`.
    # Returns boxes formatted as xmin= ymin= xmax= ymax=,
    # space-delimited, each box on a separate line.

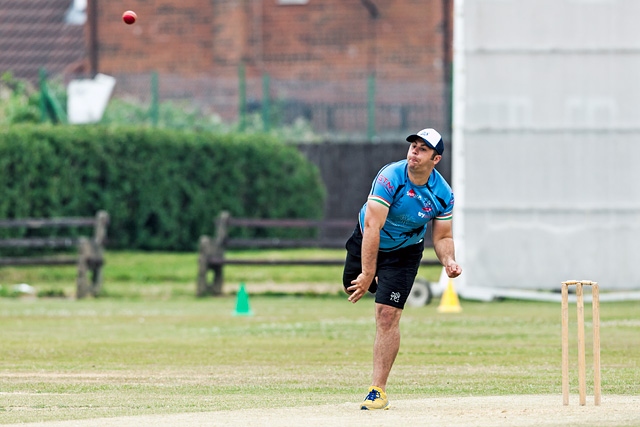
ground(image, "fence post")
xmin=238 ymin=63 xmax=246 ymax=132
xmin=197 ymin=211 xmax=230 ymax=297
xmin=93 ymin=211 xmax=109 ymax=247
xmin=89 ymin=211 xmax=109 ymax=296
xmin=197 ymin=235 xmax=213 ymax=297
xmin=367 ymin=73 xmax=376 ymax=141
xmin=150 ymin=71 xmax=159 ymax=127
xmin=211 ymin=211 xmax=230 ymax=295
xmin=262 ymin=73 xmax=271 ymax=132
xmin=39 ymin=68 xmax=67 ymax=124
xmin=39 ymin=68 xmax=47 ymax=123
xmin=76 ymin=237 xmax=91 ymax=299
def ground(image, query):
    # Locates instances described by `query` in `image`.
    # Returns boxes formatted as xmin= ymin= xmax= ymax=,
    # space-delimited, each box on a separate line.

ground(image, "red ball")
xmin=122 ymin=10 xmax=137 ymax=25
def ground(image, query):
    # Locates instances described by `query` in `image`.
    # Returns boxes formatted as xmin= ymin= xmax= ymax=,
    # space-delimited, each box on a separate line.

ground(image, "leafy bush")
xmin=0 ymin=125 xmax=326 ymax=251
xmin=0 ymin=72 xmax=41 ymax=125
xmin=102 ymin=97 xmax=321 ymax=143
xmin=101 ymin=98 xmax=232 ymax=132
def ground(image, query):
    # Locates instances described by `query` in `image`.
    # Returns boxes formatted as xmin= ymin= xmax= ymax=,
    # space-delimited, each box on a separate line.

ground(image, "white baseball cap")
xmin=406 ymin=128 xmax=444 ymax=155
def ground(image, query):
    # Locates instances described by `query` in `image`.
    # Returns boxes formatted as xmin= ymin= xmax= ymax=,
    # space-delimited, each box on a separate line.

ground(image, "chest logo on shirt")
xmin=421 ymin=203 xmax=434 ymax=214
xmin=405 ymin=189 xmax=435 ymax=219
xmin=418 ymin=200 xmax=434 ymax=218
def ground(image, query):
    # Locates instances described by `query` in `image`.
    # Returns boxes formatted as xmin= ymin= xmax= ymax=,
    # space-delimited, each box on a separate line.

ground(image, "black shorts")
xmin=342 ymin=226 xmax=423 ymax=309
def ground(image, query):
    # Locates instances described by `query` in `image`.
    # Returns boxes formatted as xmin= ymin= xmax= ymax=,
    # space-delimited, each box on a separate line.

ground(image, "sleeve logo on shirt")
xmin=377 ymin=174 xmax=394 ymax=193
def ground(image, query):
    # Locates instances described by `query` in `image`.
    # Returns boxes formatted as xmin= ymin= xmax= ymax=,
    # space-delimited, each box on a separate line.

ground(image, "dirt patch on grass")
xmin=5 ymin=395 xmax=639 ymax=427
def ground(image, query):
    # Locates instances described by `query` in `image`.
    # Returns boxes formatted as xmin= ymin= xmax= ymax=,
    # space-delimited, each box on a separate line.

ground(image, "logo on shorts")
xmin=390 ymin=292 xmax=400 ymax=303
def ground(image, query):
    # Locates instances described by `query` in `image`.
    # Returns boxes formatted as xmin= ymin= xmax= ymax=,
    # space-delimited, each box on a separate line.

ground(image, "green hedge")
xmin=0 ymin=124 xmax=326 ymax=251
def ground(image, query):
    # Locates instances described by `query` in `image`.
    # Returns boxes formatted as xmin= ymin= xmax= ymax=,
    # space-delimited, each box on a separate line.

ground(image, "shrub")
xmin=0 ymin=124 xmax=326 ymax=251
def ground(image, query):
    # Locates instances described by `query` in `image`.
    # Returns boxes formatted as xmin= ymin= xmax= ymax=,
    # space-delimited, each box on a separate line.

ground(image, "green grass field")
xmin=0 ymin=251 xmax=639 ymax=424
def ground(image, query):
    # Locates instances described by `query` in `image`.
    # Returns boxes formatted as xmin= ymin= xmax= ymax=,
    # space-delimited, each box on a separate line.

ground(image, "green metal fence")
xmin=42 ymin=69 xmax=451 ymax=143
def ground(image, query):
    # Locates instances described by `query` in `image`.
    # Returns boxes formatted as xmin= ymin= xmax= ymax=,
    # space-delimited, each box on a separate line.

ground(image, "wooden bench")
xmin=0 ymin=211 xmax=109 ymax=298
xmin=196 ymin=210 xmax=440 ymax=296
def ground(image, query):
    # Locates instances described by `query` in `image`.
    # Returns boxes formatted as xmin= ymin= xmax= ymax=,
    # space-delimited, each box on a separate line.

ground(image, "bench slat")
xmin=209 ymin=257 xmax=441 ymax=267
xmin=228 ymin=218 xmax=355 ymax=228
xmin=0 ymin=237 xmax=78 ymax=248
xmin=210 ymin=258 xmax=345 ymax=266
xmin=0 ymin=256 xmax=77 ymax=266
xmin=227 ymin=238 xmax=347 ymax=249
xmin=0 ymin=217 xmax=96 ymax=228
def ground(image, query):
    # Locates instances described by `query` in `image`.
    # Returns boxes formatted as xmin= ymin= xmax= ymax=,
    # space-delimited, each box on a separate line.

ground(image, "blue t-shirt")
xmin=358 ymin=160 xmax=454 ymax=251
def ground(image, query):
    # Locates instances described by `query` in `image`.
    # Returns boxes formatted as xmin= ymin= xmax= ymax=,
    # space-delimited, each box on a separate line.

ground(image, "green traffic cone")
xmin=233 ymin=283 xmax=253 ymax=316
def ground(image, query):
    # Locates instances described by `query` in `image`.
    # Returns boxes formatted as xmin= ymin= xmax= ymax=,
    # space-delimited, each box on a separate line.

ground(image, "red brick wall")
xmin=0 ymin=0 xmax=87 ymax=83
xmin=96 ymin=0 xmax=217 ymax=74
xmin=95 ymin=0 xmax=449 ymax=84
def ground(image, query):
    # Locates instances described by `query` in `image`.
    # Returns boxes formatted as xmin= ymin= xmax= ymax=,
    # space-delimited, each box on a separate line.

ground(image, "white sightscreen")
xmin=452 ymin=0 xmax=640 ymax=300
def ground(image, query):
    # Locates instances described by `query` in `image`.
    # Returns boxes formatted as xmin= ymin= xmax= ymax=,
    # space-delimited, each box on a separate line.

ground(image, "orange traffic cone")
xmin=437 ymin=279 xmax=462 ymax=313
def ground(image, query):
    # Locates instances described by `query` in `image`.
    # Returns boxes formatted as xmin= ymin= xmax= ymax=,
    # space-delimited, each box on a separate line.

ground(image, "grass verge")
xmin=0 ymin=249 xmax=442 ymax=299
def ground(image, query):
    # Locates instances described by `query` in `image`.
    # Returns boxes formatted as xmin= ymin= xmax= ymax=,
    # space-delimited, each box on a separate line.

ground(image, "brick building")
xmin=84 ymin=0 xmax=453 ymax=139
xmin=1 ymin=0 xmax=453 ymax=140
xmin=0 ymin=0 xmax=86 ymax=83
xmin=92 ymin=0 xmax=452 ymax=82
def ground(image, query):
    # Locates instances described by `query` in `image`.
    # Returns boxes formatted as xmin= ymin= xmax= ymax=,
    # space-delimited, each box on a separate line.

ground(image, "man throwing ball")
xmin=342 ymin=128 xmax=462 ymax=410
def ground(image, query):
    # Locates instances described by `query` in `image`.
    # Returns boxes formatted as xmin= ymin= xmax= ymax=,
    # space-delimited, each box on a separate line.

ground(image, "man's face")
xmin=407 ymin=140 xmax=441 ymax=169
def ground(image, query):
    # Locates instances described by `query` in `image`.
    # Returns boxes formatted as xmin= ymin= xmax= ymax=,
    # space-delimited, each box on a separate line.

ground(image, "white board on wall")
xmin=452 ymin=0 xmax=640 ymax=301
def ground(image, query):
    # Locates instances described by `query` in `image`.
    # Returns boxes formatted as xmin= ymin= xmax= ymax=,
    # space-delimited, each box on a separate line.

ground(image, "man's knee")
xmin=375 ymin=304 xmax=402 ymax=330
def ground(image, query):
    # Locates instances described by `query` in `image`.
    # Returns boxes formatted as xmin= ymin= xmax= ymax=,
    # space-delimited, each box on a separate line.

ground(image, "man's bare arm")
xmin=347 ymin=200 xmax=388 ymax=303
xmin=431 ymin=219 xmax=462 ymax=278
